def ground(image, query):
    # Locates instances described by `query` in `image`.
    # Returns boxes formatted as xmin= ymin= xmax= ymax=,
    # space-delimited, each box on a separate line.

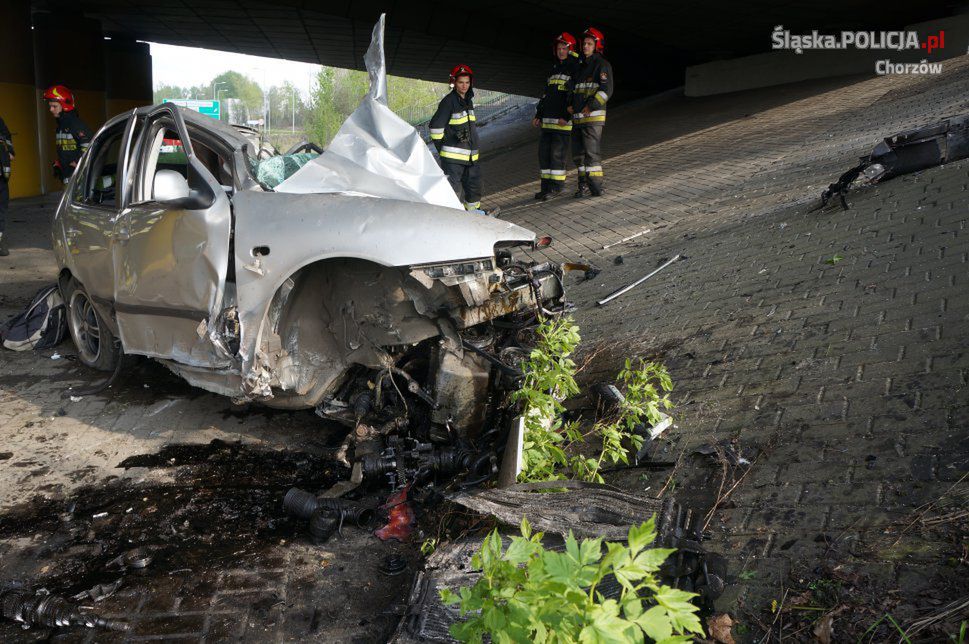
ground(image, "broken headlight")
xmin=417 ymin=259 xmax=494 ymax=279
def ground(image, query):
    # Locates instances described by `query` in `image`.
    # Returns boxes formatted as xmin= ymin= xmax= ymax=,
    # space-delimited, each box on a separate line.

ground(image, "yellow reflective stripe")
xmin=541 ymin=117 xmax=572 ymax=131
xmin=464 ymin=202 xmax=481 ymax=210
xmin=587 ymin=171 xmax=603 ymax=176
xmin=548 ymin=173 xmax=566 ymax=181
xmin=449 ymin=116 xmax=470 ymax=125
xmin=595 ymin=91 xmax=609 ymax=103
xmin=430 ymin=133 xmax=444 ymax=140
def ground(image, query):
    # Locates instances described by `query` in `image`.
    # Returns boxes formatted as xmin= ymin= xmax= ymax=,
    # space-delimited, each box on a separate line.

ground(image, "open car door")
xmin=112 ymin=104 xmax=233 ymax=367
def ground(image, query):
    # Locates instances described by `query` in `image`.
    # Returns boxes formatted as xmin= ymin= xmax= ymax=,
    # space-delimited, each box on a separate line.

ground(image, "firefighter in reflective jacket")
xmin=44 ymin=85 xmax=91 ymax=184
xmin=532 ymin=32 xmax=579 ymax=201
xmin=569 ymin=28 xmax=613 ymax=197
xmin=429 ymin=65 xmax=497 ymax=216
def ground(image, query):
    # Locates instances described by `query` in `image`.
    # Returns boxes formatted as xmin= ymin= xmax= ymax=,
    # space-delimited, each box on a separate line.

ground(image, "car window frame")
xmin=70 ymin=119 xmax=129 ymax=212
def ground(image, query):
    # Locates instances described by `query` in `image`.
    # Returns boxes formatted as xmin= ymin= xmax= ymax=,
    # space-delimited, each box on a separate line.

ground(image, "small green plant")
xmin=513 ymin=317 xmax=675 ymax=483
xmin=512 ymin=316 xmax=582 ymax=482
xmin=441 ymin=516 xmax=704 ymax=643
xmin=859 ymin=613 xmax=910 ymax=643
xmin=421 ymin=537 xmax=438 ymax=557
xmin=953 ymin=620 xmax=967 ymax=643
xmin=738 ymin=570 xmax=757 ymax=581
xmin=825 ymin=254 xmax=844 ymax=265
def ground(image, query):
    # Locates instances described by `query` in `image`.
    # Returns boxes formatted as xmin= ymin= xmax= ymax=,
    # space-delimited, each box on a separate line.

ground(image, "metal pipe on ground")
xmin=596 ymin=254 xmax=682 ymax=306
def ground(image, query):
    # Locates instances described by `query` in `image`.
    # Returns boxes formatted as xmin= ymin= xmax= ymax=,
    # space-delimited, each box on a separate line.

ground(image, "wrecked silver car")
xmin=51 ymin=20 xmax=567 ymax=451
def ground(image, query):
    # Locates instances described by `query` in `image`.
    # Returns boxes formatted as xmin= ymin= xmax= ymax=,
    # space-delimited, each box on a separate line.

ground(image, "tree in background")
xmin=210 ymin=71 xmax=264 ymax=120
xmin=306 ymin=67 xmax=448 ymax=146
xmin=267 ymin=81 xmax=308 ymax=131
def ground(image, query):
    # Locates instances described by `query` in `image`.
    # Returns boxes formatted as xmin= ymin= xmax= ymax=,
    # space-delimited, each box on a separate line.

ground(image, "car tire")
xmin=64 ymin=279 xmax=121 ymax=372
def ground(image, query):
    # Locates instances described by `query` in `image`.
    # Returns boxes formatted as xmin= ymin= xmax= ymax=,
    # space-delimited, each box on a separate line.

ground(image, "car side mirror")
xmin=153 ymin=169 xmax=190 ymax=202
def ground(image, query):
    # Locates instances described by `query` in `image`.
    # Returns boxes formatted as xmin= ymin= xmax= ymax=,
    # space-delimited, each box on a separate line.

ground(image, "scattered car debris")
xmin=597 ymin=254 xmax=683 ymax=305
xmin=375 ymin=486 xmax=417 ymax=542
xmin=71 ymin=579 xmax=123 ymax=603
xmin=379 ymin=554 xmax=409 ymax=577
xmin=693 ymin=442 xmax=755 ymax=467
xmin=819 ymin=113 xmax=969 ymax=209
xmin=0 ymin=587 xmax=127 ymax=631
xmin=283 ymin=487 xmax=375 ymax=544
xmin=602 ymin=228 xmax=650 ymax=250
xmin=106 ymin=547 xmax=153 ymax=570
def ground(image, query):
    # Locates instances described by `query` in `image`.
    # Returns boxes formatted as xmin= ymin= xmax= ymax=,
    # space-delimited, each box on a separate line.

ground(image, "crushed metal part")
xmin=820 ymin=113 xmax=969 ymax=209
xmin=106 ymin=547 xmax=153 ymax=570
xmin=0 ymin=587 xmax=128 ymax=631
xmin=71 ymin=580 xmax=123 ymax=603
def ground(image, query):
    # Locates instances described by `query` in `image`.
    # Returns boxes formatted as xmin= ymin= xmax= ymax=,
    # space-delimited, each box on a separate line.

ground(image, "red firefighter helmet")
xmin=553 ymin=32 xmax=577 ymax=53
xmin=582 ymin=27 xmax=606 ymax=53
xmin=449 ymin=64 xmax=474 ymax=86
xmin=43 ymin=85 xmax=76 ymax=111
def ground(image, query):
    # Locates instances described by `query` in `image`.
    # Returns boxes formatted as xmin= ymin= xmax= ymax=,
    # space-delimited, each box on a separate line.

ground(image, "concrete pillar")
xmin=33 ymin=12 xmax=107 ymax=194
xmin=0 ymin=0 xmax=42 ymax=197
xmin=105 ymin=38 xmax=153 ymax=119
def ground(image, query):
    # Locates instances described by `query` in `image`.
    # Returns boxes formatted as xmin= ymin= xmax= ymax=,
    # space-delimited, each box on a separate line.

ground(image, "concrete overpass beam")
xmin=105 ymin=39 xmax=153 ymax=119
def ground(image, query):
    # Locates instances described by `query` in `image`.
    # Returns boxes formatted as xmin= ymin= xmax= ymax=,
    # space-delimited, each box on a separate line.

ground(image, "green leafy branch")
xmin=441 ymin=516 xmax=705 ymax=643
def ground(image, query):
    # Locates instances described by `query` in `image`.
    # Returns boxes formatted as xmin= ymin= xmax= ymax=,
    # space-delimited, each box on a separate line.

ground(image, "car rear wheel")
xmin=65 ymin=281 xmax=121 ymax=372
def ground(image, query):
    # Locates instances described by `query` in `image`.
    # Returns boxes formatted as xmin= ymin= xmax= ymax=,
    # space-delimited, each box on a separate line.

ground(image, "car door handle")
xmin=66 ymin=227 xmax=81 ymax=238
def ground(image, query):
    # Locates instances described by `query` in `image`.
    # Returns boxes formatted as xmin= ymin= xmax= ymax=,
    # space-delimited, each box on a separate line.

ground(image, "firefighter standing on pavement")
xmin=429 ymin=65 xmax=498 ymax=216
xmin=0 ymin=115 xmax=13 ymax=257
xmin=533 ymin=32 xmax=579 ymax=201
xmin=44 ymin=85 xmax=91 ymax=185
xmin=569 ymin=28 xmax=613 ymax=197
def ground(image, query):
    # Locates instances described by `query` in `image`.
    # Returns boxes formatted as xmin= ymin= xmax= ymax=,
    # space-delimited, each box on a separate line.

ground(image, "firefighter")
xmin=429 ymin=65 xmax=498 ymax=216
xmin=532 ymin=32 xmax=578 ymax=201
xmin=44 ymin=85 xmax=91 ymax=185
xmin=569 ymin=28 xmax=613 ymax=197
xmin=0 ymin=115 xmax=12 ymax=256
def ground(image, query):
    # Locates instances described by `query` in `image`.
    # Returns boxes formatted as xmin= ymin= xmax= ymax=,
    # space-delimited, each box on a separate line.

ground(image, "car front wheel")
xmin=65 ymin=281 xmax=121 ymax=372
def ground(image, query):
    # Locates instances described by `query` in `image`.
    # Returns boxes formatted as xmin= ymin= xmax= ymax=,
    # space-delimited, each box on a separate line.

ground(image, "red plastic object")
xmin=374 ymin=486 xmax=416 ymax=542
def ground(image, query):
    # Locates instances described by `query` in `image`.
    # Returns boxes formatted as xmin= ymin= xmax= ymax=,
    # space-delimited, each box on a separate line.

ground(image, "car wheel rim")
xmin=69 ymin=291 xmax=102 ymax=364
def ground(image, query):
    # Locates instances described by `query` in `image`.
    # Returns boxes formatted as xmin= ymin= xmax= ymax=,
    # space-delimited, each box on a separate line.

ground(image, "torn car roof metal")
xmin=276 ymin=15 xmax=462 ymax=210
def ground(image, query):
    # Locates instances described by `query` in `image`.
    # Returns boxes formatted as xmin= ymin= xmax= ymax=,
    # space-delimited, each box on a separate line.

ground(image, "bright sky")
xmin=149 ymin=42 xmax=321 ymax=98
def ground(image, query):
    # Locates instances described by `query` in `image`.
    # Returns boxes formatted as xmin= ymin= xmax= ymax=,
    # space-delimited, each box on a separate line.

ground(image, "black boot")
xmin=573 ymin=181 xmax=589 ymax=198
xmin=534 ymin=179 xmax=549 ymax=200
xmin=588 ymin=178 xmax=604 ymax=197
xmin=0 ymin=233 xmax=8 ymax=257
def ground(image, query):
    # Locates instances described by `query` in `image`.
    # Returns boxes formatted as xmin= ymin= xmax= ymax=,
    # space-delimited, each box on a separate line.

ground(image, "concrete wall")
xmin=685 ymin=13 xmax=969 ymax=97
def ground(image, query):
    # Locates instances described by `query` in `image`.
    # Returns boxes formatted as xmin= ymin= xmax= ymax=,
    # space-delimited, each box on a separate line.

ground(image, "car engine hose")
xmin=283 ymin=488 xmax=374 ymax=527
xmin=0 ymin=588 xmax=127 ymax=631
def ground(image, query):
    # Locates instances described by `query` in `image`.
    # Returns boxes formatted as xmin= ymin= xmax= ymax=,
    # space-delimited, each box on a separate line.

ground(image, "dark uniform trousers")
xmin=443 ymin=162 xmax=482 ymax=209
xmin=538 ymin=131 xmax=569 ymax=192
xmin=571 ymin=124 xmax=604 ymax=192
xmin=0 ymin=179 xmax=8 ymax=235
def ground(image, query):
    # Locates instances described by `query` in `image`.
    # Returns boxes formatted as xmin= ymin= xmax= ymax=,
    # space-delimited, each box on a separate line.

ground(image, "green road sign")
xmin=162 ymin=99 xmax=221 ymax=120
